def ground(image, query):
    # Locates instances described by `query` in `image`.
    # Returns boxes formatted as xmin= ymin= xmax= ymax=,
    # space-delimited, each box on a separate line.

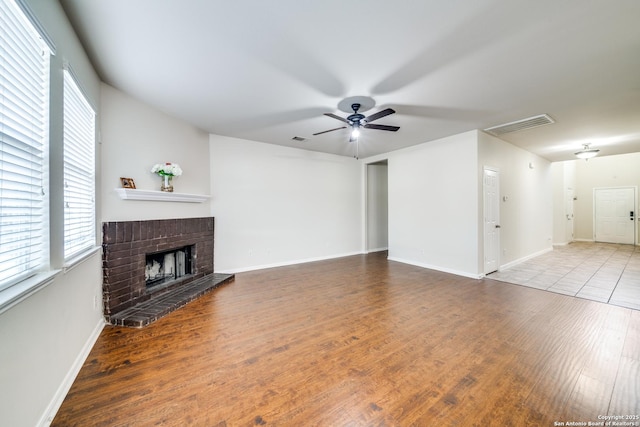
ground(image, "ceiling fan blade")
xmin=313 ymin=126 xmax=346 ymax=136
xmin=324 ymin=113 xmax=350 ymax=124
xmin=364 ymin=123 xmax=400 ymax=132
xmin=364 ymin=108 xmax=395 ymax=123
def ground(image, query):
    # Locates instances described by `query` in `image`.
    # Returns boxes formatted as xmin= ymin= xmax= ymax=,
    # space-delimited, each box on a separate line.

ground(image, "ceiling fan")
xmin=313 ymin=103 xmax=400 ymax=141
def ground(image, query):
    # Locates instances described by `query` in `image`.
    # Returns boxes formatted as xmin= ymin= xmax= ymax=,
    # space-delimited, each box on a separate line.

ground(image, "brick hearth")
xmin=109 ymin=273 xmax=234 ymax=327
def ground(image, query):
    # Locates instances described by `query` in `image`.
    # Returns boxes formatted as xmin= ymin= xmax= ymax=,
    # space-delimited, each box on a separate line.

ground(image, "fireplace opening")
xmin=145 ymin=246 xmax=193 ymax=289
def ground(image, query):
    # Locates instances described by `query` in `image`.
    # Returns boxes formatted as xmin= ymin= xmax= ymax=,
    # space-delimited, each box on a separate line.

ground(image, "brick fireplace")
xmin=102 ymin=217 xmax=221 ymax=324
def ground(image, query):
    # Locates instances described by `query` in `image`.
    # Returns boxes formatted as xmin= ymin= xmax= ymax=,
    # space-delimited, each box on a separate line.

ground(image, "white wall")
xmin=101 ymin=84 xmax=212 ymax=222
xmin=210 ymin=135 xmax=362 ymax=272
xmin=551 ymin=162 xmax=567 ymax=245
xmin=365 ymin=131 xmax=480 ymax=277
xmin=478 ymin=132 xmax=553 ymax=269
xmin=0 ymin=257 xmax=103 ymax=427
xmin=210 ymin=128 xmax=555 ymax=279
xmin=366 ymin=163 xmax=388 ymax=252
xmin=0 ymin=1 xmax=104 ymax=426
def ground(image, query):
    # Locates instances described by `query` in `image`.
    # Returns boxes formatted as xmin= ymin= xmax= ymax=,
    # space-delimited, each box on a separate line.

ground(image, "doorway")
xmin=483 ymin=167 xmax=500 ymax=274
xmin=594 ymin=187 xmax=636 ymax=244
xmin=366 ymin=161 xmax=388 ymax=253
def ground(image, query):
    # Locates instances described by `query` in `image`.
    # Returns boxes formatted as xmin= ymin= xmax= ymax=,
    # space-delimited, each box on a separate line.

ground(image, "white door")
xmin=594 ymin=187 xmax=636 ymax=244
xmin=565 ymin=187 xmax=575 ymax=242
xmin=483 ymin=168 xmax=500 ymax=274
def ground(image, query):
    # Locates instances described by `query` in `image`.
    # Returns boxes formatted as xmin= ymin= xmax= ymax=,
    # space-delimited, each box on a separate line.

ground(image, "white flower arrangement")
xmin=151 ymin=162 xmax=183 ymax=177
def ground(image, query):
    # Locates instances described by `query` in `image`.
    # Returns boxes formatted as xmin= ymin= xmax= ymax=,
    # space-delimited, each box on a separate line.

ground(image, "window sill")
xmin=114 ymin=188 xmax=210 ymax=203
xmin=64 ymin=246 xmax=101 ymax=273
xmin=0 ymin=270 xmax=61 ymax=315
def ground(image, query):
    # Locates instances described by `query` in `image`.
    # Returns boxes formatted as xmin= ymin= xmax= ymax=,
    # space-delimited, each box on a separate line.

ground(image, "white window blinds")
xmin=0 ymin=0 xmax=50 ymax=290
xmin=63 ymin=69 xmax=96 ymax=260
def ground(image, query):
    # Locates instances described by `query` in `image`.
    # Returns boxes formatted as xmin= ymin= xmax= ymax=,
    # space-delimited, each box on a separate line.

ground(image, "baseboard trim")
xmin=366 ymin=247 xmax=389 ymax=254
xmin=499 ymin=247 xmax=553 ymax=271
xmin=387 ymin=256 xmax=482 ymax=279
xmin=39 ymin=318 xmax=106 ymax=427
xmin=218 ymin=251 xmax=363 ymax=274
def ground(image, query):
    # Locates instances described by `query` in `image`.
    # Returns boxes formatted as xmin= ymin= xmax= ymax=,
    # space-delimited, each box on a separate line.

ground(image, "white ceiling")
xmin=59 ymin=0 xmax=640 ymax=161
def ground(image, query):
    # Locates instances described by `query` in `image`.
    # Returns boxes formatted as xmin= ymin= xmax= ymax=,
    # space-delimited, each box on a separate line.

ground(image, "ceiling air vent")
xmin=484 ymin=114 xmax=555 ymax=136
xmin=291 ymin=136 xmax=307 ymax=142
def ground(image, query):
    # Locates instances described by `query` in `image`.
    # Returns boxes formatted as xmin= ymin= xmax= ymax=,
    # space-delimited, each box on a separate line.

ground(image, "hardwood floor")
xmin=53 ymin=252 xmax=640 ymax=426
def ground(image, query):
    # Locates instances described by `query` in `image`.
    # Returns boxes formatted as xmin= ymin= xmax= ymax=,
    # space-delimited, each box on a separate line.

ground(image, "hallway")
xmin=489 ymin=242 xmax=640 ymax=311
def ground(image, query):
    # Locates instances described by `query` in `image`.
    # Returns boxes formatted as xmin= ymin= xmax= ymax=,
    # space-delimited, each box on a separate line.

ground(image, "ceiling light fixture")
xmin=574 ymin=144 xmax=599 ymax=160
xmin=351 ymin=125 xmax=360 ymax=139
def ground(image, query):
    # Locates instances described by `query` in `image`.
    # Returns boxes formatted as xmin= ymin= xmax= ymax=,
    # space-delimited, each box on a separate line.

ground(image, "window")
xmin=0 ymin=0 xmax=50 ymax=291
xmin=63 ymin=69 xmax=96 ymax=260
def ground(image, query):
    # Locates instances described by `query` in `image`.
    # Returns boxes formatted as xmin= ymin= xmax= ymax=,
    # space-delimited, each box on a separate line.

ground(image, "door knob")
xmin=495 ymin=225 xmax=501 ymax=228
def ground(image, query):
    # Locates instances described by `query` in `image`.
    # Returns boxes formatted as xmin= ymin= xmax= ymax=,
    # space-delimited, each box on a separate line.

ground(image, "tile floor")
xmin=489 ymin=241 xmax=640 ymax=311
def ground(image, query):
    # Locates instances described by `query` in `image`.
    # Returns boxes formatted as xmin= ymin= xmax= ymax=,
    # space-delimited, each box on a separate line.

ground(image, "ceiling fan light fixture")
xmin=574 ymin=144 xmax=599 ymax=160
xmin=314 ymin=101 xmax=399 ymax=140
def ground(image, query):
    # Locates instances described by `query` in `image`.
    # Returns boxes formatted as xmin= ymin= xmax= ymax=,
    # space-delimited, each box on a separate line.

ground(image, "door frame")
xmin=483 ymin=166 xmax=501 ymax=274
xmin=565 ymin=187 xmax=575 ymax=243
xmin=364 ymin=160 xmax=389 ymax=254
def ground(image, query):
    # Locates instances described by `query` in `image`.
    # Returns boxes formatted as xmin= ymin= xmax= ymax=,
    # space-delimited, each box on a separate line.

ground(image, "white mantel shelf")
xmin=115 ymin=188 xmax=210 ymax=203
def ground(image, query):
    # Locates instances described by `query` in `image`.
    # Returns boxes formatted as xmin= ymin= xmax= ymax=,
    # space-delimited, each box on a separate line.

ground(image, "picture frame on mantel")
xmin=120 ymin=177 xmax=136 ymax=189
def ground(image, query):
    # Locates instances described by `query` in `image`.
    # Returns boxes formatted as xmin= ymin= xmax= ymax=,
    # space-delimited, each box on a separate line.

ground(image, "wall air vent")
xmin=484 ymin=114 xmax=555 ymax=136
xmin=291 ymin=136 xmax=307 ymax=142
